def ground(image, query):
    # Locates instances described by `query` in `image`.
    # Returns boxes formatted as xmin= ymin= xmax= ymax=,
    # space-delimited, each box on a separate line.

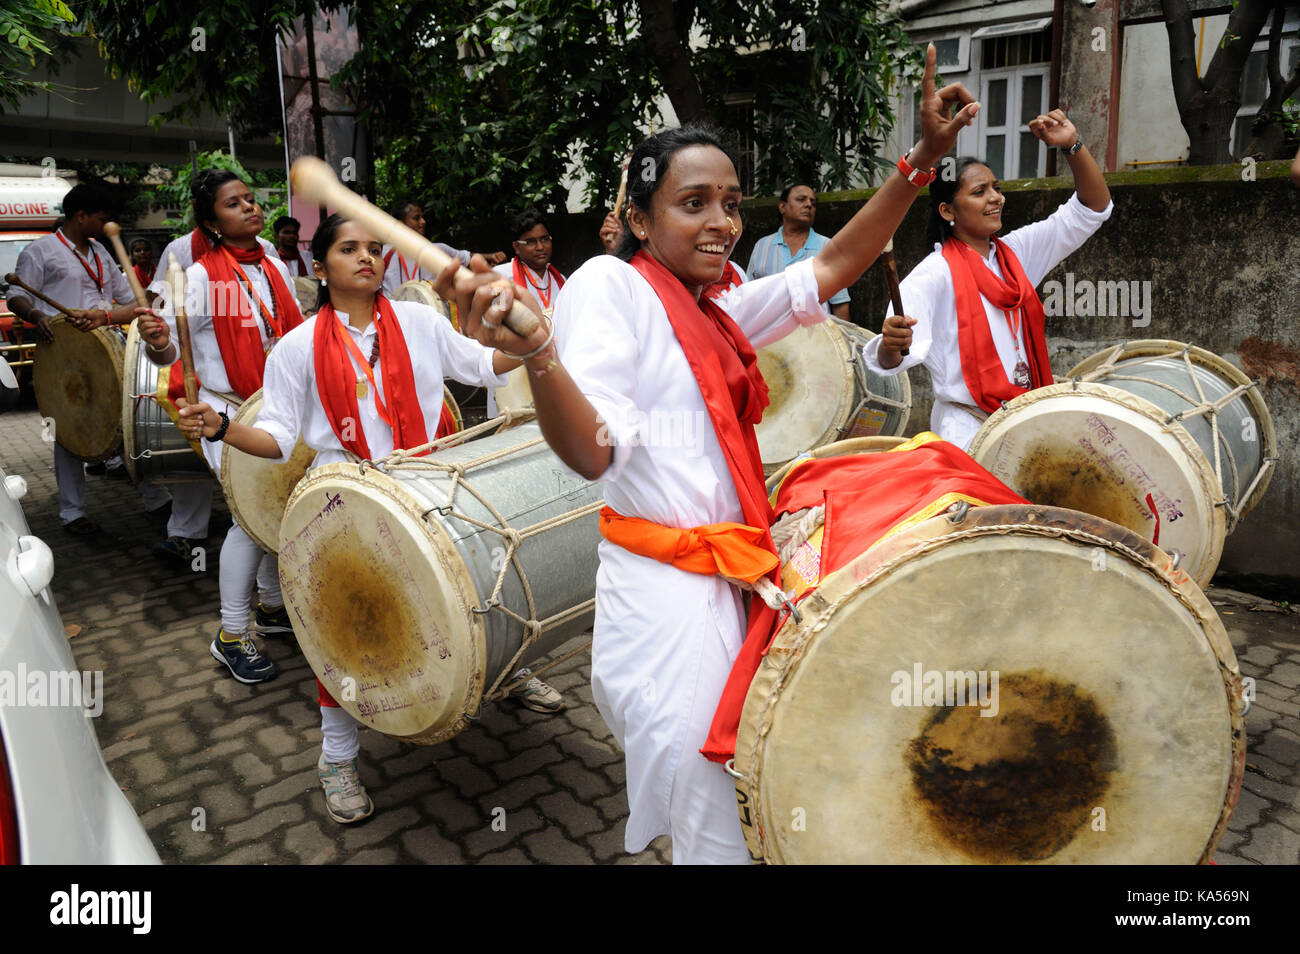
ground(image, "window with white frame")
xmin=1231 ymin=25 xmax=1300 ymax=158
xmin=973 ymin=22 xmax=1052 ymax=180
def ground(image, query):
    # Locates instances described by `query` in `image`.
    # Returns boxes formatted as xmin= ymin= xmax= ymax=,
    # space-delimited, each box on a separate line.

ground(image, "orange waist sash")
xmin=598 ymin=506 xmax=778 ymax=584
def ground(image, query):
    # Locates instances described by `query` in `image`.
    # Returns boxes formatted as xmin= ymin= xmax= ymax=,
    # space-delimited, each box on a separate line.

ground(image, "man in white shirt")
xmin=9 ymin=184 xmax=172 ymax=535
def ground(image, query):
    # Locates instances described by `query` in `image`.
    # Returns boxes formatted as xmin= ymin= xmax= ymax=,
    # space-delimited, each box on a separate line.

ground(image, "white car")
xmin=0 ymin=460 xmax=159 ymax=863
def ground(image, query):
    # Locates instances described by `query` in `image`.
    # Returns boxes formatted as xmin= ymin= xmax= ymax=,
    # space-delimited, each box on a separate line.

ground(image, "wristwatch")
xmin=898 ymin=152 xmax=937 ymax=188
xmin=1062 ymin=138 xmax=1084 ymax=156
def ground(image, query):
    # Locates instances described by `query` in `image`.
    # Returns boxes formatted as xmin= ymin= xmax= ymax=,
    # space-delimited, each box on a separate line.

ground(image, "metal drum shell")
xmin=276 ymin=422 xmax=602 ymax=746
xmin=733 ymin=502 xmax=1245 ymax=865
xmin=121 ymin=321 xmax=211 ymax=484
xmin=33 ymin=316 xmax=124 ymax=462
xmin=755 ymin=319 xmax=911 ymax=475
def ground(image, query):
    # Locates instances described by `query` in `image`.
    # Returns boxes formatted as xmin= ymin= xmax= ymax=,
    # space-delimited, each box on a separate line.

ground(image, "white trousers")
xmin=54 ymin=442 xmax=172 ymax=521
xmin=320 ymin=705 xmax=360 ymax=763
xmin=218 ymin=522 xmax=281 ymax=633
xmin=167 ymin=481 xmax=213 ymax=539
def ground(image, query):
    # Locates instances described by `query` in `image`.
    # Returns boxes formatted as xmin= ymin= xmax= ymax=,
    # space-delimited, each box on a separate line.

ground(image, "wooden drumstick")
xmin=880 ymin=238 xmax=909 ymax=357
xmin=102 ymin=222 xmax=148 ymax=307
xmin=290 ymin=157 xmax=540 ymax=337
xmin=167 ymin=255 xmax=199 ymax=406
xmin=4 ymin=273 xmax=78 ymax=319
xmin=613 ymin=160 xmax=629 ymax=220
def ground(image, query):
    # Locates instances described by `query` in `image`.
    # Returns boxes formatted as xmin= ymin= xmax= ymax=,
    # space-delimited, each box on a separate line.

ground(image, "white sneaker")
xmin=317 ymin=753 xmax=374 ymax=824
xmin=510 ymin=667 xmax=564 ymax=713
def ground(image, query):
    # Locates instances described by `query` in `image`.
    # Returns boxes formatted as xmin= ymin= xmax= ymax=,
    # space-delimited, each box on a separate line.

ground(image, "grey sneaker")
xmin=511 ymin=667 xmax=563 ymax=713
xmin=317 ymin=753 xmax=374 ymax=824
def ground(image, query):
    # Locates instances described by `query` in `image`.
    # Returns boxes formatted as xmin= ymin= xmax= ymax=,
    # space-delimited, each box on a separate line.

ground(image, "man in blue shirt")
xmin=747 ymin=183 xmax=851 ymax=320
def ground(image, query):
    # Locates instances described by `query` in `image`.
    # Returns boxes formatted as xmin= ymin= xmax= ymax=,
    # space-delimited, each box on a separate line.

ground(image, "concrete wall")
xmin=461 ymin=162 xmax=1299 ymax=580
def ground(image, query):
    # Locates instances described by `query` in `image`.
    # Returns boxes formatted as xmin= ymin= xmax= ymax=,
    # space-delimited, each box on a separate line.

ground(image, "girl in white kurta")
xmin=863 ymin=109 xmax=1113 ymax=451
xmin=177 ymin=214 xmax=516 ymax=824
xmin=442 ymin=48 xmax=978 ymax=864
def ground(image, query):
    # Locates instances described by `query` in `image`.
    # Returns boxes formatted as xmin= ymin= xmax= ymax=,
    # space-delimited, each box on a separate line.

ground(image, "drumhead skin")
xmin=33 ymin=316 xmax=125 ymax=461
xmin=277 ymin=423 xmax=603 ymax=745
xmin=122 ymin=320 xmax=144 ymax=482
xmin=1066 ymin=339 xmax=1276 ymax=523
xmin=734 ymin=504 xmax=1245 ymax=864
xmin=393 ymin=280 xmax=453 ymax=323
xmin=968 ymin=381 xmax=1225 ymax=587
xmin=493 ymin=366 xmax=533 ymax=422
xmin=755 ymin=320 xmax=911 ymax=474
xmin=293 ymin=277 xmax=321 ymax=316
xmin=220 ymin=388 xmax=316 ymax=554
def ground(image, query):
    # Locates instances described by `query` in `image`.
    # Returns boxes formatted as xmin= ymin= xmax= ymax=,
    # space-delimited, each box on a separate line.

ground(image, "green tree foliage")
xmin=0 ymin=0 xmax=77 ymax=111
xmin=78 ymin=1 xmax=917 ymax=233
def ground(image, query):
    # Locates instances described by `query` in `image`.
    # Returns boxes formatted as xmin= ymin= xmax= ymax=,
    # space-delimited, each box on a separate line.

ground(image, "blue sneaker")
xmin=253 ymin=601 xmax=295 ymax=637
xmin=209 ymin=629 xmax=277 ymax=684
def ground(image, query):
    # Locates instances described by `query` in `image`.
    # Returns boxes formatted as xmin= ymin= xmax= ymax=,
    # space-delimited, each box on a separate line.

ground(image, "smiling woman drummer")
xmin=441 ymin=47 xmax=978 ymax=864
xmin=174 ymin=215 xmax=569 ymax=824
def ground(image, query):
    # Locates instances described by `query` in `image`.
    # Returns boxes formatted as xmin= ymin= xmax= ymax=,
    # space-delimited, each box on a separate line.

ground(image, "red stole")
xmin=511 ymin=258 xmax=565 ymax=308
xmin=625 ymin=252 xmax=780 ymax=765
xmin=133 ymin=264 xmax=154 ymax=288
xmin=703 ymin=260 xmax=744 ymax=301
xmin=942 ymin=238 xmax=1053 ymax=414
xmin=190 ymin=228 xmax=213 ymax=264
xmin=279 ymin=248 xmax=310 ymax=276
xmin=198 ymin=243 xmax=303 ymax=400
xmin=313 ymin=296 xmax=434 ymax=460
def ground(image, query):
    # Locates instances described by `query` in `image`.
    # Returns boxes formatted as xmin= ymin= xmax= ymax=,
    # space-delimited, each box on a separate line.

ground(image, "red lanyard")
xmin=221 ymin=248 xmax=285 ymax=339
xmin=398 ymin=254 xmax=417 ymax=283
xmin=333 ymin=307 xmax=392 ymax=427
xmin=56 ymin=230 xmax=103 ymax=293
xmin=521 ymin=266 xmax=553 ymax=308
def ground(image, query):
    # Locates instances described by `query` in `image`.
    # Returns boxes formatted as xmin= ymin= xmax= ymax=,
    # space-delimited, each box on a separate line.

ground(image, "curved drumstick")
xmin=880 ymin=238 xmax=910 ymax=357
xmin=167 ymin=255 xmax=199 ymax=406
xmin=103 ymin=222 xmax=148 ymax=307
xmin=4 ymin=273 xmax=78 ymax=319
xmin=290 ymin=157 xmax=540 ymax=337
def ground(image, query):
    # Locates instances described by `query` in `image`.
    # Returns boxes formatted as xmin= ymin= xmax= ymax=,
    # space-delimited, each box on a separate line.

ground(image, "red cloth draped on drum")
xmin=702 ymin=435 xmax=1030 ymax=763
xmin=943 ymin=237 xmax=1053 ymax=414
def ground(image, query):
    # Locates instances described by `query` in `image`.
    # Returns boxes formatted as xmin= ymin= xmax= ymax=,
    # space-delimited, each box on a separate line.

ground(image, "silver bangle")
xmin=145 ymin=340 xmax=171 ymax=354
xmin=499 ymin=314 xmax=555 ymax=361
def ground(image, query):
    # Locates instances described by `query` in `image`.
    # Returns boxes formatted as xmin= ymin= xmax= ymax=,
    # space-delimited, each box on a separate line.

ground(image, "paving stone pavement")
xmin=3 ymin=402 xmax=1298 ymax=865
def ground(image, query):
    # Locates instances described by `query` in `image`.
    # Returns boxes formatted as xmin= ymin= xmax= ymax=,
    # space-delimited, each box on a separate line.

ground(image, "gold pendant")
xmin=356 ymin=379 xmax=367 ymax=399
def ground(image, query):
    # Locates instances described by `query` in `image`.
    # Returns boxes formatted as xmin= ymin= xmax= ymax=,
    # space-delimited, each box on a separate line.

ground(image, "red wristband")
xmin=898 ymin=153 xmax=937 ymax=188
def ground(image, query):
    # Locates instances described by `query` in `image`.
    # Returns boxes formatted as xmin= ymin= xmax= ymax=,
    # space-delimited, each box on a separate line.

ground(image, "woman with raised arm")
xmin=438 ymin=47 xmax=977 ymax=864
xmin=862 ymin=109 xmax=1113 ymax=451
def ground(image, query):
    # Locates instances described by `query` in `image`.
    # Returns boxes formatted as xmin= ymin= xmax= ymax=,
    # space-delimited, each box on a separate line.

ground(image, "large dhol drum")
xmin=733 ymin=450 xmax=1245 ymax=863
xmin=755 ymin=318 xmax=911 ymax=474
xmin=293 ymin=277 xmax=321 ymax=316
xmin=967 ymin=340 xmax=1276 ymax=587
xmin=277 ymin=422 xmax=603 ymax=745
xmin=33 ymin=316 xmax=125 ymax=461
xmin=392 ymin=280 xmax=454 ymax=324
xmin=121 ymin=321 xmax=210 ymax=483
xmin=220 ymin=388 xmax=317 ymax=553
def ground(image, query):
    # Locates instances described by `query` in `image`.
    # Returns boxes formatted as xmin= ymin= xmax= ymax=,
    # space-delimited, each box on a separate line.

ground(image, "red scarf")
xmin=942 ymin=237 xmax=1053 ymax=414
xmin=198 ymin=243 xmax=303 ymax=400
xmin=625 ymin=252 xmax=780 ymax=765
xmin=133 ymin=264 xmax=154 ymax=288
xmin=313 ymin=295 xmax=440 ymax=460
xmin=278 ymin=247 xmax=310 ymax=276
xmin=703 ymin=260 xmax=744 ymax=301
xmin=190 ymin=228 xmax=213 ymax=264
xmin=511 ymin=258 xmax=565 ymax=309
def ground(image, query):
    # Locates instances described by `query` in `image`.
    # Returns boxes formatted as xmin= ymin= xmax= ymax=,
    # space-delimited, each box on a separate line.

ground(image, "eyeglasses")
xmin=515 ymin=235 xmax=553 ymax=249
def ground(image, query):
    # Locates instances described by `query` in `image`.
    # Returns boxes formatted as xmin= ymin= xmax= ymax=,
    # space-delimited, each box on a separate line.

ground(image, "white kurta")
xmin=554 ymin=254 xmax=824 ymax=861
xmin=381 ymin=244 xmax=471 ymax=296
xmin=255 ymin=300 xmax=507 ymax=470
xmin=491 ymin=259 xmax=567 ymax=312
xmin=154 ymin=255 xmax=296 ymax=473
xmin=862 ymin=193 xmax=1113 ymax=450
xmin=150 ymin=233 xmax=277 ymax=285
xmin=12 ymin=230 xmax=133 ymax=313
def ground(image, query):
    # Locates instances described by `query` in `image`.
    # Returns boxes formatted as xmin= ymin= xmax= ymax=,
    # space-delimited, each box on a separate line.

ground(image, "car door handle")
xmin=7 ymin=534 xmax=54 ymax=598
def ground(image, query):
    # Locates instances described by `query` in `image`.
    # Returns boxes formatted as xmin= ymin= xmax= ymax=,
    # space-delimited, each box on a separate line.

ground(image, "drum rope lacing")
xmin=362 ymin=410 xmax=596 ymax=712
xmin=1074 ymin=344 xmax=1276 ymax=533
xmin=846 ymin=355 xmax=909 ymax=432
